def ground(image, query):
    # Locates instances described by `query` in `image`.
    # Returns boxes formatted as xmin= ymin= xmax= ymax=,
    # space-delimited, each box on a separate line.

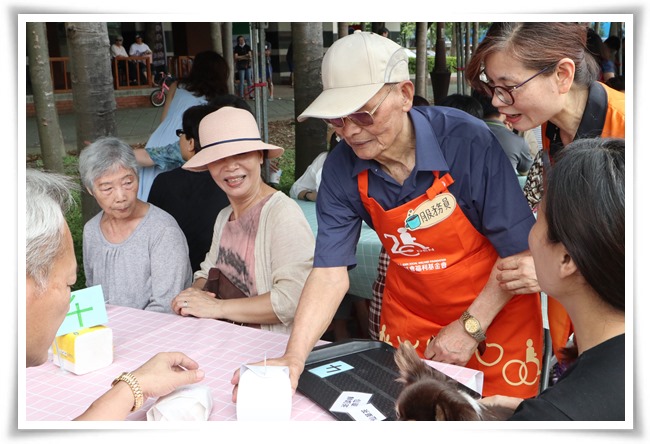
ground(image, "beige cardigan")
xmin=194 ymin=191 xmax=315 ymax=334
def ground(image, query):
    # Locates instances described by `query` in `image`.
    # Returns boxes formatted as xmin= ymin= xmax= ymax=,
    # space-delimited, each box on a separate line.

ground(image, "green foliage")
xmin=407 ymin=56 xmax=457 ymax=74
xmin=399 ymin=22 xmax=416 ymax=47
xmin=66 ymin=188 xmax=86 ymax=291
xmin=275 ymin=147 xmax=295 ymax=196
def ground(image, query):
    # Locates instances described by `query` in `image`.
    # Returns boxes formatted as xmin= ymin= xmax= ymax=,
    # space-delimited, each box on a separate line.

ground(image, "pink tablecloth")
xmin=25 ymin=305 xmax=483 ymax=422
xmin=25 ymin=305 xmax=334 ymax=421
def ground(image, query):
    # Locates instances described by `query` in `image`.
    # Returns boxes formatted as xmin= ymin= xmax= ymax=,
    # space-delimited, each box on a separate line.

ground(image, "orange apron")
xmin=359 ymin=170 xmax=543 ymax=398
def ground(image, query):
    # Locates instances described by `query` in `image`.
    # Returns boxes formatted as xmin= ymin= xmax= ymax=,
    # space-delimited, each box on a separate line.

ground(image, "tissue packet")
xmin=146 ymin=384 xmax=213 ymax=421
xmin=52 ymin=325 xmax=113 ymax=375
xmin=236 ymin=365 xmax=292 ymax=421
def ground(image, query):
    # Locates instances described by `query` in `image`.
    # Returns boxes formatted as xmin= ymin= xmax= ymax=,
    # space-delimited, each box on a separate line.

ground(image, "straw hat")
xmin=297 ymin=30 xmax=410 ymax=122
xmin=182 ymin=107 xmax=284 ymax=172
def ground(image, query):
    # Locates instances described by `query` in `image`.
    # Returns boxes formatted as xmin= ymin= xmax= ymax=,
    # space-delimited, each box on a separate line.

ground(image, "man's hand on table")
xmin=230 ymin=354 xmax=305 ymax=403
xmin=132 ymin=352 xmax=205 ymax=400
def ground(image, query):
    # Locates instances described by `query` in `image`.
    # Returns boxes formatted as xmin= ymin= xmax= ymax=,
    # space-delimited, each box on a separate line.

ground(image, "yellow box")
xmin=52 ymin=325 xmax=113 ymax=375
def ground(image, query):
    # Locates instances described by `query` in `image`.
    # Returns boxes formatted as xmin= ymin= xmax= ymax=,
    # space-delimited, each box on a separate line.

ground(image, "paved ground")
xmin=26 ymin=77 xmax=460 ymax=156
xmin=25 ymin=84 xmax=297 ymax=156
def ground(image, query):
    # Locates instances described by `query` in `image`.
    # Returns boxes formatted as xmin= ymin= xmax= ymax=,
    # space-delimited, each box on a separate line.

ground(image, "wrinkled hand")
xmin=423 ymin=320 xmax=477 ymax=366
xmin=171 ymin=287 xmax=219 ymax=318
xmin=230 ymin=354 xmax=304 ymax=403
xmin=496 ymin=253 xmax=541 ymax=294
xmin=131 ymin=352 xmax=204 ymax=399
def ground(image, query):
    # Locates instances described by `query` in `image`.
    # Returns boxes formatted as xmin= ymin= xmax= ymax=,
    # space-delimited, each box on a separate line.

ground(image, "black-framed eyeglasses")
xmin=323 ymin=83 xmax=397 ymax=128
xmin=175 ymin=129 xmax=186 ymax=137
xmin=481 ymin=64 xmax=555 ymax=106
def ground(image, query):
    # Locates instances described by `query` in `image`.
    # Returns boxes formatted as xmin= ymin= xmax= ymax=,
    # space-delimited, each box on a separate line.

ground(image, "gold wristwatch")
xmin=460 ymin=311 xmax=487 ymax=342
xmin=112 ymin=372 xmax=144 ymax=411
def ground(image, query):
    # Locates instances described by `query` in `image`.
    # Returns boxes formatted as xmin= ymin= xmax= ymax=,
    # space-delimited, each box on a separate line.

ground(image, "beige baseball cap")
xmin=297 ymin=31 xmax=410 ymax=122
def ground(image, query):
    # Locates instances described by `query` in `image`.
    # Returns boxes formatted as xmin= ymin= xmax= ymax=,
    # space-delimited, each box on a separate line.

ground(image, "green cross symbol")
xmin=66 ymin=296 xmax=94 ymax=328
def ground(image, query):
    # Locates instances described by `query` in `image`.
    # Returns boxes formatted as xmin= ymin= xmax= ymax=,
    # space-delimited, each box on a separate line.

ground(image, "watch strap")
xmin=112 ymin=372 xmax=144 ymax=411
xmin=460 ymin=310 xmax=487 ymax=342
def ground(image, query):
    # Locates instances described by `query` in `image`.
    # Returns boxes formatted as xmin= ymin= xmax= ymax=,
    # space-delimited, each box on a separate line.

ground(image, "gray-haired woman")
xmin=79 ymin=137 xmax=191 ymax=313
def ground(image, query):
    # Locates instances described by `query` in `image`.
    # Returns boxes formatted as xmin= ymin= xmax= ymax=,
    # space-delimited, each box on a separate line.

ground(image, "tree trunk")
xmin=211 ymin=22 xmax=223 ymax=55
xmin=338 ymin=22 xmax=349 ymax=39
xmin=472 ymin=22 xmax=479 ymax=54
xmin=292 ymin=22 xmax=327 ymax=179
xmin=65 ymin=22 xmax=117 ymax=222
xmin=415 ymin=22 xmax=428 ymax=99
xmin=222 ymin=22 xmax=235 ymax=95
xmin=26 ymin=22 xmax=65 ymax=173
xmin=432 ymin=22 xmax=450 ymax=105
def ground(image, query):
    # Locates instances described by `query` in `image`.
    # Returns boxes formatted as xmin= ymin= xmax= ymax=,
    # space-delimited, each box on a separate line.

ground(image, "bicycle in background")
xmin=150 ymin=72 xmax=175 ymax=107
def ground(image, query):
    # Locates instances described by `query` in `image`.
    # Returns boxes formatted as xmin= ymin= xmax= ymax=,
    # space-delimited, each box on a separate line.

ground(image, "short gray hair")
xmin=26 ymin=169 xmax=79 ymax=291
xmin=78 ymin=137 xmax=138 ymax=192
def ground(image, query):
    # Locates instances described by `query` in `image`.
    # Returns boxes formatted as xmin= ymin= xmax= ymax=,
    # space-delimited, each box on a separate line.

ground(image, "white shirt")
xmin=289 ymin=152 xmax=328 ymax=199
xmin=129 ymin=42 xmax=151 ymax=57
xmin=111 ymin=44 xmax=128 ymax=58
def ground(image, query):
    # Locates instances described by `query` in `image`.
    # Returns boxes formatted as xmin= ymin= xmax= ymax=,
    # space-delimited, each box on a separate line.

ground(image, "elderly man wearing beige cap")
xmin=171 ymin=107 xmax=315 ymax=335
xmin=231 ymin=31 xmax=544 ymax=401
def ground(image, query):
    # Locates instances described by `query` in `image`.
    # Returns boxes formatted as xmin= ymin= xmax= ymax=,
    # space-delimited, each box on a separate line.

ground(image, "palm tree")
xmin=65 ymin=21 xmax=117 ymax=222
xmin=26 ymin=22 xmax=65 ymax=173
xmin=291 ymin=22 xmax=327 ymax=180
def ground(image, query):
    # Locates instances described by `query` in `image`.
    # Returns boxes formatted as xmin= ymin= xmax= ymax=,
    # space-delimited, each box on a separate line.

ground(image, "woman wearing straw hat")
xmin=170 ymin=107 xmax=314 ymax=334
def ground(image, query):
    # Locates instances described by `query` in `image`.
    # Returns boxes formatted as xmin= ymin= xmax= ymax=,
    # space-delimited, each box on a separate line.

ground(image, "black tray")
xmin=297 ymin=339 xmax=402 ymax=421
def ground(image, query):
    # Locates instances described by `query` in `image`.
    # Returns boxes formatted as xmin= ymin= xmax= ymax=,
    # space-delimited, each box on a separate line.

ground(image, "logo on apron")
xmin=404 ymin=192 xmax=456 ymax=231
xmin=384 ymin=193 xmax=457 ymax=257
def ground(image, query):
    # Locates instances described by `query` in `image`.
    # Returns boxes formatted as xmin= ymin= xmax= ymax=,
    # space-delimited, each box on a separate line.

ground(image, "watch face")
xmin=465 ymin=317 xmax=480 ymax=334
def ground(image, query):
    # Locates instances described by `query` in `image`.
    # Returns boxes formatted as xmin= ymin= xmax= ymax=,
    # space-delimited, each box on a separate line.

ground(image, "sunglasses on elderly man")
xmin=323 ymin=83 xmax=397 ymax=128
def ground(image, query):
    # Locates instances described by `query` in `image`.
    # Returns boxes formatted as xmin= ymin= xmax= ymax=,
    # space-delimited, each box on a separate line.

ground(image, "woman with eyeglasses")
xmin=466 ymin=22 xmax=625 ymax=364
xmin=466 ymin=22 xmax=625 ymax=210
xmin=232 ymin=31 xmax=543 ymax=402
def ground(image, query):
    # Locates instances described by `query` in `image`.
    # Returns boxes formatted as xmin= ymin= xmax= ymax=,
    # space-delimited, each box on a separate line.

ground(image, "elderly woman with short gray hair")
xmin=79 ymin=137 xmax=191 ymax=313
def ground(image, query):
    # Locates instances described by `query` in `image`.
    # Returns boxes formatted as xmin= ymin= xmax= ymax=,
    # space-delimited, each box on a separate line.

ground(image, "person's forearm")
xmin=219 ymin=292 xmax=281 ymax=325
xmin=298 ymin=190 xmax=317 ymax=201
xmin=284 ymin=268 xmax=349 ymax=363
xmin=465 ymin=258 xmax=516 ymax=331
xmin=74 ymin=381 xmax=137 ymax=421
xmin=134 ymin=148 xmax=155 ymax=167
xmin=192 ymin=277 xmax=206 ymax=290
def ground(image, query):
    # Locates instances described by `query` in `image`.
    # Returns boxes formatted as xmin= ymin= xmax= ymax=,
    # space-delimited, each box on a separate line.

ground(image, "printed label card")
xmin=55 ymin=285 xmax=108 ymax=337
